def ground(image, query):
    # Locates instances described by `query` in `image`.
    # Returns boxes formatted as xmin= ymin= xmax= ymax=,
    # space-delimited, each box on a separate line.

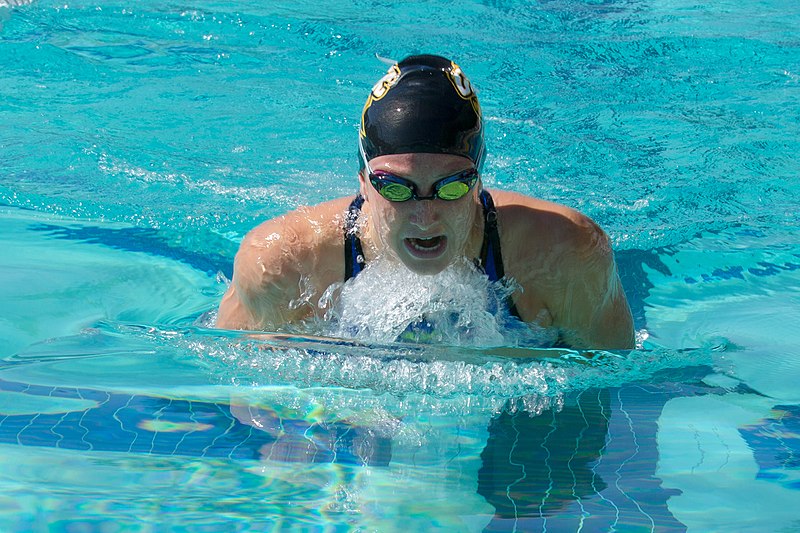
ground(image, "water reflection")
xmin=478 ymin=389 xmax=611 ymax=519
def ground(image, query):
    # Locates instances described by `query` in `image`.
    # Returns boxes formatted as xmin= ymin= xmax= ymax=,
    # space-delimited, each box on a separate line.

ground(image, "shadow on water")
xmin=615 ymin=247 xmax=672 ymax=332
xmin=27 ymin=221 xmax=235 ymax=278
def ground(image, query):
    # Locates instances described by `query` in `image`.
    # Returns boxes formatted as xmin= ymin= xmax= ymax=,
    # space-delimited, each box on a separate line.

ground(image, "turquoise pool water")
xmin=2 ymin=0 xmax=800 ymax=530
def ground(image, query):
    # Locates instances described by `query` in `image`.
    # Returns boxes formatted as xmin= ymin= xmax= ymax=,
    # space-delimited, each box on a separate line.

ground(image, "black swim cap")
xmin=359 ymin=54 xmax=485 ymax=170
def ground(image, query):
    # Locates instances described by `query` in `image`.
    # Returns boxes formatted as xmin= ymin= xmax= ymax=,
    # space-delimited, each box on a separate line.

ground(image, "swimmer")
xmin=216 ymin=54 xmax=634 ymax=349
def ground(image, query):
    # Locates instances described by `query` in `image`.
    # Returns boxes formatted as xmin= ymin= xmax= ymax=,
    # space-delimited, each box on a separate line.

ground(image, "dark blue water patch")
xmin=701 ymin=265 xmax=745 ymax=283
xmin=737 ymin=228 xmax=767 ymax=238
xmin=616 ymin=248 xmax=672 ymax=331
xmin=65 ymin=44 xmax=154 ymax=61
xmin=740 ymin=404 xmax=800 ymax=490
xmin=0 ymin=379 xmax=391 ymax=466
xmin=28 ymin=222 xmax=234 ymax=279
xmin=0 ymin=201 xmax=37 ymax=213
xmin=748 ymin=261 xmax=800 ymax=277
xmin=293 ymin=20 xmax=368 ymax=54
xmin=683 ymin=259 xmax=800 ymax=285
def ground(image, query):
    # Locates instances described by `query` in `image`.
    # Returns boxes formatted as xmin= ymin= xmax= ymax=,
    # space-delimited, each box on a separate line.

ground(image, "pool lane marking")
xmin=227 ymin=421 xmax=254 ymax=460
xmin=331 ymin=424 xmax=354 ymax=466
xmin=108 ymin=393 xmax=138 ymax=454
xmin=409 ymin=420 xmax=428 ymax=469
xmin=200 ymin=402 xmax=237 ymax=459
xmin=48 ymin=385 xmax=74 ymax=449
xmin=537 ymin=406 xmax=558 ymax=533
xmin=50 ymin=388 xmax=81 ymax=449
xmin=15 ymin=413 xmax=41 ymax=447
xmin=261 ymin=410 xmax=282 ymax=463
xmin=614 ymin=387 xmax=656 ymax=532
xmin=0 ymin=382 xmax=30 ymax=442
xmin=591 ymin=389 xmax=620 ymax=529
xmin=773 ymin=409 xmax=796 ymax=469
xmin=504 ymin=407 xmax=524 ymax=532
xmin=148 ymin=397 xmax=173 ymax=455
xmin=7 ymin=383 xmax=31 ymax=446
xmin=570 ymin=389 xmax=591 ymax=531
xmin=444 ymin=424 xmax=462 ymax=468
xmin=302 ymin=422 xmax=321 ymax=464
xmin=170 ymin=398 xmax=199 ymax=456
xmin=712 ymin=425 xmax=732 ymax=472
xmin=75 ymin=387 xmax=97 ymax=452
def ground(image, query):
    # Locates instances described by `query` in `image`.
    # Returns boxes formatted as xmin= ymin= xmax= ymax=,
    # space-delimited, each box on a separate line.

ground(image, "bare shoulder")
xmin=217 ymin=196 xmax=353 ymax=329
xmin=240 ymin=197 xmax=352 ymax=263
xmin=489 ymin=189 xmax=610 ymax=271
xmin=236 ymin=196 xmax=353 ymax=288
xmin=489 ymin=189 xmax=633 ymax=348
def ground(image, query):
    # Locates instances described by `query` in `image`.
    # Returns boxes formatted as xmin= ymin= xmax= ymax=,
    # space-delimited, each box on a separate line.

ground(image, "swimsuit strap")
xmin=344 ymin=194 xmax=366 ymax=280
xmin=478 ymin=189 xmax=504 ymax=282
xmin=478 ymin=190 xmax=522 ymax=319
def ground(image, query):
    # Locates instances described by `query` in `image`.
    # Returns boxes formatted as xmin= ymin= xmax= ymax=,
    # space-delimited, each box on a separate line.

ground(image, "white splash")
xmin=319 ymin=257 xmax=549 ymax=347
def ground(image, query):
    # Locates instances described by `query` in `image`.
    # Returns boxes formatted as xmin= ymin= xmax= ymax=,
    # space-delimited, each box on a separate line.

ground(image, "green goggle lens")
xmin=380 ymin=183 xmax=415 ymax=202
xmin=436 ymin=180 xmax=471 ymax=200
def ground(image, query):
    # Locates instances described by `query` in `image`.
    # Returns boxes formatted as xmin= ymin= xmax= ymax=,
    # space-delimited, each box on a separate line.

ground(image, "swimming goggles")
xmin=360 ymin=139 xmax=479 ymax=202
xmin=368 ymin=169 xmax=479 ymax=202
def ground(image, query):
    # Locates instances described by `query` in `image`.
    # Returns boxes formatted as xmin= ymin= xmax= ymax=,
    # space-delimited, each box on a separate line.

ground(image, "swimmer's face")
xmin=359 ymin=153 xmax=483 ymax=275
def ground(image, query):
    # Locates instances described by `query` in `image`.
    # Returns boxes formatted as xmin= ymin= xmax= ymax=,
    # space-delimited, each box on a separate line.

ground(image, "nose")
xmin=408 ymin=198 xmax=438 ymax=228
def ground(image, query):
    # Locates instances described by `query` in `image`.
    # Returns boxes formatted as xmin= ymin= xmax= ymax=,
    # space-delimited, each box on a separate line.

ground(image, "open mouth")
xmin=404 ymin=236 xmax=447 ymax=258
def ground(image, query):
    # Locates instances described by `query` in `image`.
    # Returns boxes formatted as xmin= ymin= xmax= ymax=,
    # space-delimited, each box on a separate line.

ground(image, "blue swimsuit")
xmin=343 ymin=189 xmax=521 ymax=319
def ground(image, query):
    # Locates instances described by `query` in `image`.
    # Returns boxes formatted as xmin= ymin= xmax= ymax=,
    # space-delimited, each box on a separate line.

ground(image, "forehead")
xmin=368 ymin=153 xmax=474 ymax=180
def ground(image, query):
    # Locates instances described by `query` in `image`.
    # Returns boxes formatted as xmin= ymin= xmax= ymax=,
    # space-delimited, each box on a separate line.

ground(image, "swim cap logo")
xmin=361 ymin=64 xmax=401 ymax=140
xmin=446 ymin=62 xmax=481 ymax=117
xmin=447 ymin=64 xmax=474 ymax=99
xmin=370 ymin=65 xmax=401 ymax=100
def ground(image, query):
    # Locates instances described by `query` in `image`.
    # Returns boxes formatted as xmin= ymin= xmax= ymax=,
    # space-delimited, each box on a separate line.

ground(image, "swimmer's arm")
xmin=215 ymin=223 xmax=309 ymax=331
xmin=216 ymin=198 xmax=350 ymax=331
xmin=550 ymin=223 xmax=635 ymax=350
